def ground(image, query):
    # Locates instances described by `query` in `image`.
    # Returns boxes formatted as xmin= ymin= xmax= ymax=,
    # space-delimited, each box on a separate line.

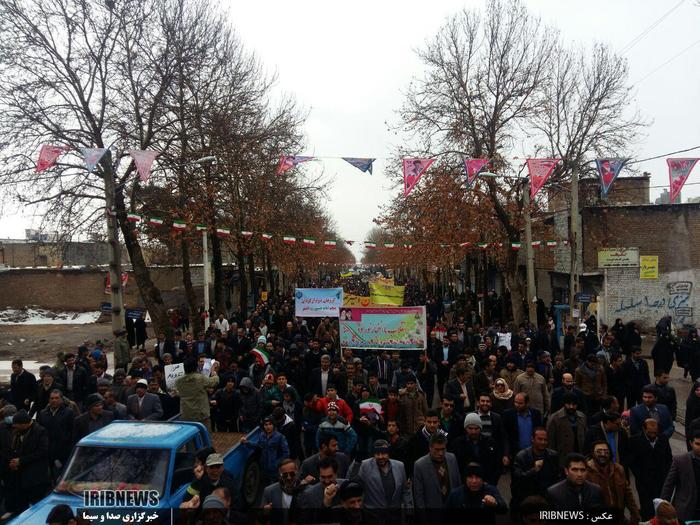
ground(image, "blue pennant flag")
xmin=342 ymin=157 xmax=374 ymax=174
xmin=595 ymin=158 xmax=628 ymax=196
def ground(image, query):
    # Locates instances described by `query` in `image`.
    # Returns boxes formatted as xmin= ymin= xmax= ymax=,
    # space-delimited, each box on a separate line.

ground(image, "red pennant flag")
xmin=36 ymin=144 xmax=67 ymax=172
xmin=403 ymin=158 xmax=434 ymax=197
xmin=527 ymin=158 xmax=561 ymax=199
xmin=463 ymin=158 xmax=489 ymax=189
xmin=667 ymin=158 xmax=700 ymax=203
xmin=130 ymin=150 xmax=159 ymax=182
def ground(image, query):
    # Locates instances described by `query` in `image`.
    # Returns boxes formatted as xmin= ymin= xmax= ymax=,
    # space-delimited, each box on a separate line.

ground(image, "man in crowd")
xmin=511 ymin=428 xmax=560 ymax=515
xmin=356 ymin=439 xmax=412 ymax=515
xmin=546 ymin=453 xmax=603 ymax=510
xmin=586 ymin=441 xmax=640 ymax=522
xmin=503 ymin=393 xmax=544 ymax=458
xmin=413 ymin=433 xmax=461 ymax=520
xmin=547 ymin=392 xmax=587 ymax=467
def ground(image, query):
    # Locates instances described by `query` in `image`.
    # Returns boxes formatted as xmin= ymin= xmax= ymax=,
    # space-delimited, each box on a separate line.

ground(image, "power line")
xmin=619 ymin=0 xmax=686 ymax=55
xmin=631 ymin=37 xmax=700 ymax=86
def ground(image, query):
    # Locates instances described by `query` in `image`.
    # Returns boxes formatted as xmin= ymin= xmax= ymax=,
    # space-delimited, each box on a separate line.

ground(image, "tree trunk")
xmin=505 ymin=250 xmax=527 ymax=325
xmin=115 ymin=192 xmax=169 ymax=335
xmin=211 ymin=231 xmax=226 ymax=315
xmin=237 ymin=251 xmax=248 ymax=315
xmin=180 ymin=236 xmax=201 ymax=335
xmin=248 ymin=252 xmax=258 ymax=304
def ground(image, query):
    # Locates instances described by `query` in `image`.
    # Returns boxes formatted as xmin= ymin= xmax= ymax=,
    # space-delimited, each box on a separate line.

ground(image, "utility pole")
xmin=524 ymin=181 xmax=538 ymax=324
xmin=103 ymin=150 xmax=125 ymax=333
xmin=569 ymin=168 xmax=579 ymax=320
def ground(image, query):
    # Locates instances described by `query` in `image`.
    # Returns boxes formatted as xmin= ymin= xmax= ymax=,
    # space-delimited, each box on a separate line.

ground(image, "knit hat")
xmin=257 ymin=335 xmax=267 ymax=345
xmin=463 ymin=412 xmax=483 ymax=429
xmin=202 ymin=494 xmax=225 ymax=510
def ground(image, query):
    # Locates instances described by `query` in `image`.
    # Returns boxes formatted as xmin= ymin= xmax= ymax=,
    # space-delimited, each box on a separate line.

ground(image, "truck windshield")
xmin=57 ymin=446 xmax=170 ymax=496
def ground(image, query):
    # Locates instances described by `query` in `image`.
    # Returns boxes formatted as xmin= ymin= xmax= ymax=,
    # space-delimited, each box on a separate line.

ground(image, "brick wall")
xmin=582 ymin=203 xmax=700 ymax=273
xmin=548 ymin=176 xmax=650 ymax=212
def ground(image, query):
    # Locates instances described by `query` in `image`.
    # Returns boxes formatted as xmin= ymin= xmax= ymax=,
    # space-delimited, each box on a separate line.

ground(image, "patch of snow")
xmin=0 ymin=307 xmax=101 ymax=325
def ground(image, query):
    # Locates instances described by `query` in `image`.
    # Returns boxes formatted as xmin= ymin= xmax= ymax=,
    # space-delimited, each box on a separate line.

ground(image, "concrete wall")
xmin=601 ymin=268 xmax=697 ymax=330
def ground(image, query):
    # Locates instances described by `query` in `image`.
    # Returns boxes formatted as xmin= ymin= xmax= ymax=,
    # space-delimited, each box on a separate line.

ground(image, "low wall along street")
xmin=604 ymin=268 xmax=697 ymax=329
xmin=0 ymin=267 xmax=209 ymax=311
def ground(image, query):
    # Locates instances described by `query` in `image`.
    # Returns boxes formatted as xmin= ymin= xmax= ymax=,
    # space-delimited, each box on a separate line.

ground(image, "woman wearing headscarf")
xmin=490 ymin=378 xmax=514 ymax=414
xmin=621 ymin=321 xmax=642 ymax=356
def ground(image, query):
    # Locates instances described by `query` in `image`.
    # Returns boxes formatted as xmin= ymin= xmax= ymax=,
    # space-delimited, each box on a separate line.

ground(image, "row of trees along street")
xmin=0 ymin=0 xmax=353 ymax=335
xmin=368 ymin=0 xmax=644 ymax=324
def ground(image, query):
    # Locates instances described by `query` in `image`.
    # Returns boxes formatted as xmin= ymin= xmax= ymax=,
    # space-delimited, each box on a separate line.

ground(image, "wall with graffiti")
xmin=604 ymin=268 xmax=697 ymax=329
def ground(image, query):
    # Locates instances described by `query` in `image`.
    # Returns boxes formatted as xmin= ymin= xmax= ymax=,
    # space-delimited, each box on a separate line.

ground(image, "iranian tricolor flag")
xmin=511 ymin=242 xmax=522 ymax=250
xmin=216 ymin=228 xmax=231 ymax=238
xmin=532 ymin=241 xmax=542 ymax=248
xmin=365 ymin=242 xmax=377 ymax=249
xmin=324 ymin=240 xmax=337 ymax=248
xmin=440 ymin=244 xmax=448 ymax=248
xmin=172 ymin=220 xmax=187 ymax=230
xmin=459 ymin=242 xmax=470 ymax=248
xmin=126 ymin=213 xmax=142 ymax=223
xmin=477 ymin=242 xmax=488 ymax=249
xmin=148 ymin=217 xmax=164 ymax=226
xmin=196 ymin=224 xmax=207 ymax=231
xmin=241 ymin=231 xmax=253 ymax=239
xmin=546 ymin=240 xmax=557 ymax=248
xmin=359 ymin=397 xmax=383 ymax=417
xmin=384 ymin=243 xmax=395 ymax=248
xmin=302 ymin=238 xmax=316 ymax=246
xmin=261 ymin=233 xmax=273 ymax=241
xmin=283 ymin=236 xmax=296 ymax=244
xmin=250 ymin=348 xmax=270 ymax=366
xmin=404 ymin=244 xmax=413 ymax=250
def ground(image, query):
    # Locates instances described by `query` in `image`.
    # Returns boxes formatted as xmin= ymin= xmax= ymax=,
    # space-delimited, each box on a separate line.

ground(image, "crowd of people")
xmin=1 ymin=286 xmax=700 ymax=525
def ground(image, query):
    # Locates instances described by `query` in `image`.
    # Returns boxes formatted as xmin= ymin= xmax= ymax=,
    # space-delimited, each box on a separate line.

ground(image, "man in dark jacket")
xmin=550 ymin=373 xmax=587 ymax=415
xmin=626 ymin=419 xmax=672 ymax=520
xmin=58 ymin=353 xmax=88 ymax=407
xmin=73 ymin=394 xmax=114 ymax=443
xmin=502 ymin=393 xmax=543 ymax=458
xmin=450 ymin=413 xmax=500 ymax=484
xmin=583 ymin=412 xmax=627 ymax=464
xmin=10 ymin=359 xmax=36 ymax=412
xmin=546 ymin=453 xmax=603 ymax=510
xmin=445 ymin=462 xmax=507 ymax=525
xmin=622 ymin=347 xmax=650 ymax=408
xmin=511 ymin=428 xmax=560 ymax=515
xmin=1 ymin=410 xmax=51 ymax=515
xmin=37 ymin=390 xmax=74 ymax=482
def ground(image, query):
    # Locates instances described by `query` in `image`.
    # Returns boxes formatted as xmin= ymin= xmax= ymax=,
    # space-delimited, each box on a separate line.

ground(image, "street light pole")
xmin=524 ymin=181 xmax=538 ymax=325
xmin=202 ymin=228 xmax=210 ymax=314
xmin=104 ymin=149 xmax=125 ymax=333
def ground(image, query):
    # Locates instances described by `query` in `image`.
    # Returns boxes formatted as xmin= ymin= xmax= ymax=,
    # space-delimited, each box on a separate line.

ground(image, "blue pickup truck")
xmin=9 ymin=421 xmax=262 ymax=524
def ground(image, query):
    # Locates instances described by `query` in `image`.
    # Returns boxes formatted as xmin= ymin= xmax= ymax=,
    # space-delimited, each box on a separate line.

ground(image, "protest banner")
xmin=164 ymin=363 xmax=185 ymax=390
xmin=343 ymin=294 xmax=371 ymax=307
xmin=295 ymin=288 xmax=344 ymax=317
xmin=369 ymin=282 xmax=405 ymax=306
xmin=339 ymin=306 xmax=426 ymax=350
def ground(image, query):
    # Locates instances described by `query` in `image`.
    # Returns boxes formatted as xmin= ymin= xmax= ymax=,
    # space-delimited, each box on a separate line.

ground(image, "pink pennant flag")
xmin=527 ymin=158 xmax=561 ymax=199
xmin=667 ymin=158 xmax=700 ymax=203
xmin=463 ymin=158 xmax=489 ymax=189
xmin=403 ymin=158 xmax=434 ymax=197
xmin=130 ymin=150 xmax=160 ymax=182
xmin=36 ymin=144 xmax=67 ymax=172
xmin=276 ymin=155 xmax=314 ymax=176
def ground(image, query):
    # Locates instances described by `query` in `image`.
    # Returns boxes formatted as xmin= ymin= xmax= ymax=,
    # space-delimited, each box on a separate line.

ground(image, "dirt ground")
xmin=0 ymin=320 xmax=118 ymax=362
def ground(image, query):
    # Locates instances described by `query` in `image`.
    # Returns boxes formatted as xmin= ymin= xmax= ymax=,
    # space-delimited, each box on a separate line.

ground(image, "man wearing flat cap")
xmin=72 ymin=393 xmax=114 ymax=443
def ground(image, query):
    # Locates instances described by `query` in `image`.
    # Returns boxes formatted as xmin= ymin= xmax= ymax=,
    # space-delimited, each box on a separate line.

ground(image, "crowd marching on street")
xmin=2 ymin=276 xmax=700 ymax=525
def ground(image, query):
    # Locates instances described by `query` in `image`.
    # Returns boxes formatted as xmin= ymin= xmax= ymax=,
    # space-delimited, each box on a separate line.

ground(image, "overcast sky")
xmin=2 ymin=0 xmax=700 ymax=263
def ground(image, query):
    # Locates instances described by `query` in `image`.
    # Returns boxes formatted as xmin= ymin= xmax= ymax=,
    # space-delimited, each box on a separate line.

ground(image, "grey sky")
xmin=2 ymin=0 xmax=699 ymax=264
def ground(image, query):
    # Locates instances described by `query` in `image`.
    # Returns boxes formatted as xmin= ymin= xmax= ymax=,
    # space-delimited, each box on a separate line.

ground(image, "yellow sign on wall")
xmin=640 ymin=255 xmax=659 ymax=279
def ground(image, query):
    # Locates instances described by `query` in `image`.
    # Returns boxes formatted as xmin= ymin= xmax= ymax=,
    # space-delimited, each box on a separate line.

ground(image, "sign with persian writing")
xmin=339 ymin=306 xmax=427 ymax=350
xmin=294 ymin=288 xmax=344 ymax=317
xmin=598 ymin=248 xmax=639 ymax=268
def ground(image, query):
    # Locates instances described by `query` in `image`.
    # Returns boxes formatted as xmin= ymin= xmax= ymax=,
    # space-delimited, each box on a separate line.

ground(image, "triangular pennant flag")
xmin=403 ymin=158 xmax=434 ymax=197
xmin=595 ymin=158 xmax=628 ymax=196
xmin=81 ymin=148 xmax=109 ymax=174
xmin=276 ymin=155 xmax=314 ymax=176
xmin=36 ymin=144 xmax=68 ymax=172
xmin=261 ymin=233 xmax=273 ymax=241
xmin=527 ymin=158 xmax=561 ymax=199
xmin=463 ymin=158 xmax=490 ymax=189
xmin=667 ymin=158 xmax=700 ymax=203
xmin=342 ymin=157 xmax=375 ymax=174
xmin=129 ymin=150 xmax=159 ymax=182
